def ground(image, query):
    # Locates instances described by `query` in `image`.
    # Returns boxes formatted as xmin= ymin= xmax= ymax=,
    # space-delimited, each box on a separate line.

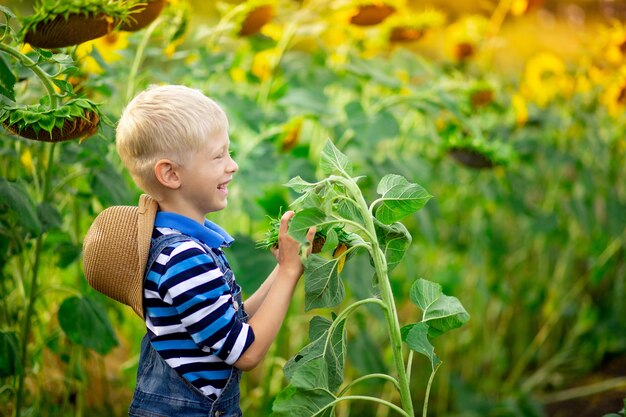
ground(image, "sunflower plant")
xmin=258 ymin=209 xmax=359 ymax=275
xmin=0 ymin=5 xmax=104 ymax=143
xmin=1 ymin=6 xmax=114 ymax=417
xmin=20 ymin=0 xmax=143 ymax=48
xmin=270 ymin=140 xmax=470 ymax=417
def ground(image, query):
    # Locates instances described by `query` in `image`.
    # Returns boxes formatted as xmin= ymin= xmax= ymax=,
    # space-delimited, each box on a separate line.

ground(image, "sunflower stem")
xmin=258 ymin=19 xmax=298 ymax=106
xmin=126 ymin=16 xmax=162 ymax=102
xmin=14 ymin=141 xmax=56 ymax=417
xmin=334 ymin=173 xmax=415 ymax=416
xmin=0 ymin=43 xmax=59 ymax=109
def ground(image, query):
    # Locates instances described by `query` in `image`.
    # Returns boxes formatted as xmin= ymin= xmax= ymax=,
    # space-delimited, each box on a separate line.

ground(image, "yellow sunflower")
xmin=251 ymin=47 xmax=279 ymax=81
xmin=76 ymin=31 xmax=129 ymax=74
xmin=510 ymin=0 xmax=544 ymax=16
xmin=601 ymin=66 xmax=626 ymax=117
xmin=520 ymin=52 xmax=573 ymax=107
xmin=445 ymin=14 xmax=489 ymax=62
xmin=20 ymin=148 xmax=34 ymax=175
xmin=381 ymin=8 xmax=445 ymax=44
xmin=587 ymin=21 xmax=626 ymax=68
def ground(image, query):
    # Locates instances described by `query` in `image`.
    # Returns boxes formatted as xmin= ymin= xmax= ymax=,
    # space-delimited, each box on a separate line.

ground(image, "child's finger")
xmin=305 ymin=226 xmax=316 ymax=255
xmin=306 ymin=226 xmax=316 ymax=243
xmin=279 ymin=210 xmax=295 ymax=236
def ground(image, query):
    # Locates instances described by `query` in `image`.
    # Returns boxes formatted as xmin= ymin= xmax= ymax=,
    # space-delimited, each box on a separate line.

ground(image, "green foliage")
xmin=272 ymin=140 xmax=469 ymax=416
xmin=58 ymin=296 xmax=119 ymax=355
xmin=408 ymin=278 xmax=470 ymax=339
xmin=0 ymin=54 xmax=16 ymax=102
xmin=256 ymin=208 xmax=356 ymax=254
xmin=0 ymin=331 xmax=21 ymax=378
xmin=271 ymin=385 xmax=335 ymax=417
xmin=0 ymin=178 xmax=42 ymax=235
xmin=373 ymin=220 xmax=411 ymax=273
xmin=1 ymin=1 xmax=624 ymax=416
xmin=373 ymin=174 xmax=432 ymax=224
xmin=319 ymin=139 xmax=353 ymax=176
xmin=303 ymin=253 xmax=346 ymax=311
xmin=284 ymin=315 xmax=347 ymax=392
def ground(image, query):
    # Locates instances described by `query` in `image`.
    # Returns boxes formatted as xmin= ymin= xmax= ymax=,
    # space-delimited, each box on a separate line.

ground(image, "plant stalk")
xmin=340 ymin=176 xmax=415 ymax=416
xmin=423 ymin=362 xmax=442 ymax=417
xmin=0 ymin=44 xmax=59 ymax=108
xmin=316 ymin=395 xmax=411 ymax=417
xmin=339 ymin=374 xmax=401 ymax=396
xmin=126 ymin=17 xmax=162 ymax=102
xmin=258 ymin=20 xmax=297 ymax=106
xmin=14 ymin=142 xmax=56 ymax=417
xmin=372 ymin=246 xmax=415 ymax=415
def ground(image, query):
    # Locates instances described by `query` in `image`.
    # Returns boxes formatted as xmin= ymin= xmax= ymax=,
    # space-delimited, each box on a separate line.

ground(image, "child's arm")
xmin=234 ymin=210 xmax=314 ymax=371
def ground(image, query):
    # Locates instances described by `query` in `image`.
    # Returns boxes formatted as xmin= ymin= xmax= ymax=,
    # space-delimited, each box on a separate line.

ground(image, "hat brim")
xmin=83 ymin=194 xmax=158 ymax=319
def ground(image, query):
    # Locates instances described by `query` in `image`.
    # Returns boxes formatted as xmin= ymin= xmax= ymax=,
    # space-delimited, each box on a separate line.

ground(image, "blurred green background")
xmin=1 ymin=0 xmax=625 ymax=416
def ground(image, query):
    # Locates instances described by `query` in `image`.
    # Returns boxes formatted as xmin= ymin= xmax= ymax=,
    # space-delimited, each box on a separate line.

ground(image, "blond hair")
xmin=116 ymin=85 xmax=229 ymax=194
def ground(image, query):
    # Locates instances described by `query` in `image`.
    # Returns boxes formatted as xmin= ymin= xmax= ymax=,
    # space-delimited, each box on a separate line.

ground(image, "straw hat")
xmin=83 ymin=194 xmax=158 ymax=319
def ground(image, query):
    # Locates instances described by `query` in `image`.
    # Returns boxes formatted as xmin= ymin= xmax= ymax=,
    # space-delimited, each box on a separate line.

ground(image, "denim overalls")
xmin=129 ymin=233 xmax=247 ymax=417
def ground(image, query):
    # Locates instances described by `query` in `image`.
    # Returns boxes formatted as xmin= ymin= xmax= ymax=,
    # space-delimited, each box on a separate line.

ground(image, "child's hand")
xmin=274 ymin=211 xmax=315 ymax=278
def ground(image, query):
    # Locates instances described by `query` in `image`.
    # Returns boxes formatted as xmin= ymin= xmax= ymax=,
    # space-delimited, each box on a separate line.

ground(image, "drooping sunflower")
xmin=328 ymin=0 xmax=403 ymax=28
xmin=1 ymin=98 xmax=101 ymax=143
xmin=21 ymin=0 xmax=140 ymax=49
xmin=120 ymin=0 xmax=167 ymax=31
xmin=224 ymin=0 xmax=276 ymax=37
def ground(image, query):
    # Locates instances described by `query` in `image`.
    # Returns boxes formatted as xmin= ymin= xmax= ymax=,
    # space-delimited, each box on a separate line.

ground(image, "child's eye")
xmin=215 ymin=150 xmax=231 ymax=159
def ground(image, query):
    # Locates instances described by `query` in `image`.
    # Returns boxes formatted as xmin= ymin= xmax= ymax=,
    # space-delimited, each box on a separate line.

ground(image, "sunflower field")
xmin=1 ymin=0 xmax=625 ymax=416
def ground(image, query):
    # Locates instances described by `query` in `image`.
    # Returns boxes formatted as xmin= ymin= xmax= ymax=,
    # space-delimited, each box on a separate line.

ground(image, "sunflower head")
xmin=520 ymin=52 xmax=573 ymax=107
xmin=445 ymin=14 xmax=489 ymax=62
xmin=239 ymin=4 xmax=274 ymax=36
xmin=383 ymin=8 xmax=445 ymax=43
xmin=349 ymin=3 xmax=396 ymax=26
xmin=21 ymin=0 xmax=141 ymax=48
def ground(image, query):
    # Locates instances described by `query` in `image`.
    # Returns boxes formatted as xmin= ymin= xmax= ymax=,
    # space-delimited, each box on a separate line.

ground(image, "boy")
xmin=115 ymin=85 xmax=315 ymax=416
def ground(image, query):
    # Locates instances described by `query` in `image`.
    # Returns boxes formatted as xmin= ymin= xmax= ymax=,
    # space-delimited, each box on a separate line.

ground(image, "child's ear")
xmin=154 ymin=159 xmax=181 ymax=189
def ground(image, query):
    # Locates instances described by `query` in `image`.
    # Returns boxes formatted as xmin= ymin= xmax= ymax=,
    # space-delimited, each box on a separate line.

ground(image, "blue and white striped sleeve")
xmin=157 ymin=240 xmax=255 ymax=364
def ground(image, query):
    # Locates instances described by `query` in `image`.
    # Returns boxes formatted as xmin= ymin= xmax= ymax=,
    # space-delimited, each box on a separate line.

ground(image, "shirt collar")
xmin=154 ymin=211 xmax=234 ymax=248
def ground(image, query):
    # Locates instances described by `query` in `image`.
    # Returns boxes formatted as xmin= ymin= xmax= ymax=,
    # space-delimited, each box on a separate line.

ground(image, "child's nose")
xmin=228 ymin=156 xmax=238 ymax=173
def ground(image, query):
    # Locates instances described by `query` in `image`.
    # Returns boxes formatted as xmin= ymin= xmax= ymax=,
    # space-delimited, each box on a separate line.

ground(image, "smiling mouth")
xmin=217 ymin=180 xmax=231 ymax=192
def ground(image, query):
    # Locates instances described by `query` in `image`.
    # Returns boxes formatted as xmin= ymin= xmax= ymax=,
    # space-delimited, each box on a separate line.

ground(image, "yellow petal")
xmin=260 ymin=22 xmax=283 ymax=41
xmin=230 ymin=67 xmax=247 ymax=83
xmin=20 ymin=149 xmax=34 ymax=174
xmin=252 ymin=48 xmax=277 ymax=80
xmin=510 ymin=0 xmax=528 ymax=16
xmin=512 ymin=93 xmax=528 ymax=126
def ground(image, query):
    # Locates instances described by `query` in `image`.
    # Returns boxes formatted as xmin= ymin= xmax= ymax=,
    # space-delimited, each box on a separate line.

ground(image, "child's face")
xmin=178 ymin=129 xmax=238 ymax=217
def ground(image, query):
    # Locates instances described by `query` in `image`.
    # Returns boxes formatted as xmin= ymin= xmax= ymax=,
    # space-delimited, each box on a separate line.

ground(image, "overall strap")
xmin=144 ymin=233 xmax=230 ymax=280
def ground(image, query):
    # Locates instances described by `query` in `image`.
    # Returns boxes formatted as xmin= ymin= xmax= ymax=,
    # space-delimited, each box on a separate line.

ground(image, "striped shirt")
xmin=143 ymin=212 xmax=254 ymax=400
